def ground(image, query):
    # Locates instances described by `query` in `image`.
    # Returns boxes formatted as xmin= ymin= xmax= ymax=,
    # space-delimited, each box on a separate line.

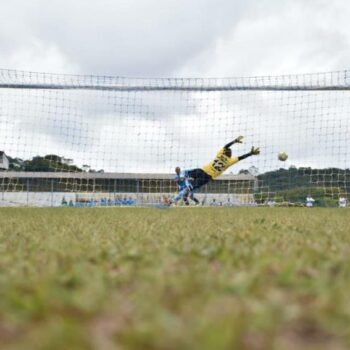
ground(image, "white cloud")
xmin=177 ymin=0 xmax=350 ymax=77
xmin=0 ymin=39 xmax=80 ymax=74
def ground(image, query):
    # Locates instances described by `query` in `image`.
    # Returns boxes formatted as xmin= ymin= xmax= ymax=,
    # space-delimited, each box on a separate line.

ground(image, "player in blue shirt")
xmin=171 ymin=167 xmax=199 ymax=205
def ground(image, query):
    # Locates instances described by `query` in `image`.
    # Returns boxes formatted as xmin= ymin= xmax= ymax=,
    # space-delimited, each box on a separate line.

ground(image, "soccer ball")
xmin=278 ymin=152 xmax=288 ymax=161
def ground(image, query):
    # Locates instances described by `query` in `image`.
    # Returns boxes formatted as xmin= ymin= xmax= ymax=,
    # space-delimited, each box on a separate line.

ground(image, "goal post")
xmin=0 ymin=68 xmax=349 ymax=207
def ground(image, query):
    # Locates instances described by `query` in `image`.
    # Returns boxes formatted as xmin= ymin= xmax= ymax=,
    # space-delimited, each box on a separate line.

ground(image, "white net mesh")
xmin=0 ymin=69 xmax=349 ymax=207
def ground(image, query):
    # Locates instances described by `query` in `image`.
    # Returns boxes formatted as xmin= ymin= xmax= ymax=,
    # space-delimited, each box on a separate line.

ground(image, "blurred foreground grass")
xmin=0 ymin=207 xmax=350 ymax=350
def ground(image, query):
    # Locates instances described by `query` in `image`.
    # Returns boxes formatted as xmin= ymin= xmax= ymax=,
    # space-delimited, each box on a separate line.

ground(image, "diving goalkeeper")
xmin=183 ymin=136 xmax=260 ymax=190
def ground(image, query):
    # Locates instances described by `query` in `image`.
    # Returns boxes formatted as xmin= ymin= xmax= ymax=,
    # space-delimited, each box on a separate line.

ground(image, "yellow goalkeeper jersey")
xmin=202 ymin=148 xmax=239 ymax=178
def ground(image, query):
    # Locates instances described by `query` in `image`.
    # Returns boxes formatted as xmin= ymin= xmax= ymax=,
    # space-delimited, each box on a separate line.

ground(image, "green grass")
xmin=1 ymin=208 xmax=350 ymax=350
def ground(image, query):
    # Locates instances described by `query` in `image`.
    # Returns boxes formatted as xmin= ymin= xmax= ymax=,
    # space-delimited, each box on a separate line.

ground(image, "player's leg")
xmin=189 ymin=190 xmax=200 ymax=205
xmin=172 ymin=190 xmax=185 ymax=203
xmin=169 ymin=187 xmax=190 ymax=205
xmin=183 ymin=190 xmax=190 ymax=205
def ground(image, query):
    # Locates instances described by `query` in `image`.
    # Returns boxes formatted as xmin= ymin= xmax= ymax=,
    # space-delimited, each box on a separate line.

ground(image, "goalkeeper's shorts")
xmin=186 ymin=168 xmax=212 ymax=190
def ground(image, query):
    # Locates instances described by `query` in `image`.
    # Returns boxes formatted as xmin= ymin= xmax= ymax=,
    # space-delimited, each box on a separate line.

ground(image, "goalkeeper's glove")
xmin=250 ymin=146 xmax=260 ymax=155
xmin=234 ymin=136 xmax=244 ymax=144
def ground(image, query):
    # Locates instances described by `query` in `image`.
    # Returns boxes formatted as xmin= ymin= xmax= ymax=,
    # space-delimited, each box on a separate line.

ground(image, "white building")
xmin=0 ymin=151 xmax=9 ymax=170
xmin=0 ymin=171 xmax=257 ymax=207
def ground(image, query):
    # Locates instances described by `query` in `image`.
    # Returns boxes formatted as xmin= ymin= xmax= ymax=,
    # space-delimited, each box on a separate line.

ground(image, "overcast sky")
xmin=1 ymin=0 xmax=350 ymax=176
xmin=1 ymin=0 xmax=350 ymax=77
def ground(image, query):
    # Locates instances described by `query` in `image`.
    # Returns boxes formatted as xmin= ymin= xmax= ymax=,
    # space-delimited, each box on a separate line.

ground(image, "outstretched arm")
xmin=238 ymin=146 xmax=260 ymax=161
xmin=224 ymin=136 xmax=244 ymax=149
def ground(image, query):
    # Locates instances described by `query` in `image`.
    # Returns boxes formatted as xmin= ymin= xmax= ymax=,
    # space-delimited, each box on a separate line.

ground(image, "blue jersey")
xmin=174 ymin=171 xmax=192 ymax=191
xmin=172 ymin=170 xmax=199 ymax=204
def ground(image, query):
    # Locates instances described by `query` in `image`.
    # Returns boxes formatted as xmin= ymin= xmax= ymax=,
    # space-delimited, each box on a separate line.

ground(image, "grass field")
xmin=1 ymin=208 xmax=350 ymax=350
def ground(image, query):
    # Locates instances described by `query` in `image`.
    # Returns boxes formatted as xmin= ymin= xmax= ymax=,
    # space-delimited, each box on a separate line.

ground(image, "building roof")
xmin=0 ymin=171 xmax=256 ymax=181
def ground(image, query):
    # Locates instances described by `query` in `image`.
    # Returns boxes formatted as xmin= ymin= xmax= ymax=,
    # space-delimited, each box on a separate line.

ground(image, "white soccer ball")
xmin=278 ymin=152 xmax=288 ymax=161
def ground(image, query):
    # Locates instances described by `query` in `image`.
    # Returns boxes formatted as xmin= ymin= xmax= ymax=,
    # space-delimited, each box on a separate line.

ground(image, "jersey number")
xmin=212 ymin=159 xmax=225 ymax=171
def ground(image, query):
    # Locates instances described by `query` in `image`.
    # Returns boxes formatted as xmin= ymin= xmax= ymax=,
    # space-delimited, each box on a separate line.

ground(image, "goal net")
xmin=0 ymin=69 xmax=349 ymax=207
